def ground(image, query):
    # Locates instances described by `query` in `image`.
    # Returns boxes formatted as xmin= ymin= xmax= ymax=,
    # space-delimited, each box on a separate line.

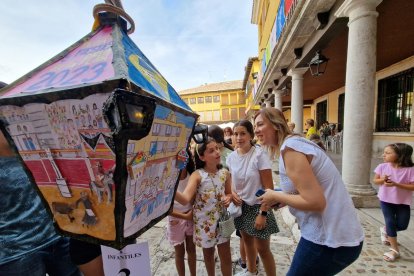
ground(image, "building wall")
xmin=303 ymin=107 xmax=311 ymax=129
xmin=246 ymin=59 xmax=261 ymax=118
xmin=251 ymin=0 xmax=414 ymax=168
xmin=308 ymin=56 xmax=414 ymax=154
xmin=257 ymin=0 xmax=280 ymax=61
xmin=283 ymin=109 xmax=291 ymax=122
xmin=314 ymin=87 xmax=345 ymax=125
xmin=181 ymin=89 xmax=246 ymax=124
xmin=372 ymin=55 xmax=414 ymax=154
xmin=283 ymin=107 xmax=311 ymax=134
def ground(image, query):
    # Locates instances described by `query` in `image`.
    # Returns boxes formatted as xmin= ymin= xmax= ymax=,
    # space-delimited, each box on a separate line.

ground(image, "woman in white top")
xmin=226 ymin=120 xmax=278 ymax=276
xmin=255 ymin=108 xmax=364 ymax=276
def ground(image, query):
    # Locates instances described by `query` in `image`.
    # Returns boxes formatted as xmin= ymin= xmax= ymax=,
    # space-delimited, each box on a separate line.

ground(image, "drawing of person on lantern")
xmin=92 ymin=103 xmax=98 ymax=118
xmin=154 ymin=174 xmax=165 ymax=208
xmin=76 ymin=192 xmax=98 ymax=227
xmin=147 ymin=176 xmax=159 ymax=216
xmin=164 ymin=169 xmax=180 ymax=204
xmin=130 ymin=179 xmax=150 ymax=222
xmin=95 ymin=113 xmax=103 ymax=128
xmin=91 ymin=162 xmax=114 ymax=204
xmin=80 ymin=115 xmax=86 ymax=128
xmin=87 ymin=114 xmax=92 ymax=127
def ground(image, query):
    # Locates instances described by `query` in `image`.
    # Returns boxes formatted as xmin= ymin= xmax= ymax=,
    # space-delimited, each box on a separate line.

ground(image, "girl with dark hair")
xmin=373 ymin=143 xmax=414 ymax=262
xmin=208 ymin=124 xmax=258 ymax=270
xmin=226 ymin=120 xmax=278 ymax=276
xmin=208 ymin=125 xmax=233 ymax=169
xmin=224 ymin=127 xmax=234 ymax=145
xmin=175 ymin=138 xmax=233 ymax=276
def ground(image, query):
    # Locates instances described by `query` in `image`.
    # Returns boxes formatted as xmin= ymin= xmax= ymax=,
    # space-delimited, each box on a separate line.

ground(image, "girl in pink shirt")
xmin=373 ymin=143 xmax=414 ymax=262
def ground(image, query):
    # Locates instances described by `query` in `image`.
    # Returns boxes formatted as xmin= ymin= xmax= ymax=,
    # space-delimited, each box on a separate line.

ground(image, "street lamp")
xmin=308 ymin=51 xmax=329 ymax=76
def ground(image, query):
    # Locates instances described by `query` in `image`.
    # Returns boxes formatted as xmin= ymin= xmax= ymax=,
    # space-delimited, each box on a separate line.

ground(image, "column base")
xmin=350 ymin=195 xmax=379 ymax=208
xmin=346 ymin=183 xmax=377 ymax=196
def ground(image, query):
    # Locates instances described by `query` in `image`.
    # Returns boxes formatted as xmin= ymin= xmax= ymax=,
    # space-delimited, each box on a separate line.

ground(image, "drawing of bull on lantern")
xmin=0 ymin=94 xmax=117 ymax=238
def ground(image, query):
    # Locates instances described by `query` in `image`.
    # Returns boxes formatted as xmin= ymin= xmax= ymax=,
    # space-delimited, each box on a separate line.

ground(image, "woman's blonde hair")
xmin=254 ymin=107 xmax=292 ymax=158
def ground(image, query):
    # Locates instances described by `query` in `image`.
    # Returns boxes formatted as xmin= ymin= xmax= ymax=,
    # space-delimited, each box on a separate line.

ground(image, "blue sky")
xmin=0 ymin=0 xmax=257 ymax=91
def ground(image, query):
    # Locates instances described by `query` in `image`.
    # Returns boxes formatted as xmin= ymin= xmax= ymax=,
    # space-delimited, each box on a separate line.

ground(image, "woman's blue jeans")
xmin=287 ymin=238 xmax=363 ymax=276
xmin=380 ymin=201 xmax=411 ymax=237
xmin=0 ymin=237 xmax=80 ymax=276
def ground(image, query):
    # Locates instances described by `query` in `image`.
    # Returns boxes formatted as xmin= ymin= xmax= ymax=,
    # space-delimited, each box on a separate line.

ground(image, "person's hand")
xmin=384 ymin=177 xmax=396 ymax=187
xmin=181 ymin=209 xmax=193 ymax=220
xmin=232 ymin=191 xmax=243 ymax=206
xmin=272 ymin=202 xmax=287 ymax=210
xmin=258 ymin=189 xmax=281 ymax=207
xmin=222 ymin=194 xmax=232 ymax=208
xmin=255 ymin=214 xmax=266 ymax=230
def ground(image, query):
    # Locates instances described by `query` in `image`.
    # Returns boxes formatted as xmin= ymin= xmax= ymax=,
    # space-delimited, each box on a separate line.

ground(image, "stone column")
xmin=273 ymin=89 xmax=283 ymax=111
xmin=336 ymin=0 xmax=382 ymax=203
xmin=288 ymin=68 xmax=308 ymax=135
xmin=265 ymin=100 xmax=272 ymax=108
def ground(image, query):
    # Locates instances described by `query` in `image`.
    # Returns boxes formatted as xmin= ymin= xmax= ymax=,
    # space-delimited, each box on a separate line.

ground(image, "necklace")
xmin=203 ymin=167 xmax=218 ymax=177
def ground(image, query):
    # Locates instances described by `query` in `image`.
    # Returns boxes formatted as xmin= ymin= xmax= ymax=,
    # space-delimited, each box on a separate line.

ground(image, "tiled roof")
xmin=179 ymin=80 xmax=243 ymax=95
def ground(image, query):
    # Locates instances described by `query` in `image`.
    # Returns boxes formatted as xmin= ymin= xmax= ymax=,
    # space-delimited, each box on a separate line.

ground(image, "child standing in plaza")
xmin=226 ymin=120 xmax=278 ymax=276
xmin=373 ymin=143 xmax=414 ymax=262
xmin=175 ymin=138 xmax=233 ymax=276
xmin=168 ymin=150 xmax=197 ymax=276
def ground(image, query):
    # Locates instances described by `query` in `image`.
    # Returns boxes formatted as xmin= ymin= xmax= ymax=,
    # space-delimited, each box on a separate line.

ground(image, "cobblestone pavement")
xmin=138 ymin=208 xmax=414 ymax=275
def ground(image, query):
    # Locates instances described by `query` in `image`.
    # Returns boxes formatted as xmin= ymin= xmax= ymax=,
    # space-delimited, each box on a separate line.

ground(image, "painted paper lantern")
xmin=0 ymin=13 xmax=198 ymax=249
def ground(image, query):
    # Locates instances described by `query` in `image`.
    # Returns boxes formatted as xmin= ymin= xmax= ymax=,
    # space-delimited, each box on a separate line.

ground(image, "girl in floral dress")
xmin=175 ymin=138 xmax=233 ymax=276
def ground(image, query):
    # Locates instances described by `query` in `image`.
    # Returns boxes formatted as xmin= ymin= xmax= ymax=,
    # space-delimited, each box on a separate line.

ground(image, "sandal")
xmin=380 ymin=226 xmax=390 ymax=246
xmin=383 ymin=248 xmax=400 ymax=262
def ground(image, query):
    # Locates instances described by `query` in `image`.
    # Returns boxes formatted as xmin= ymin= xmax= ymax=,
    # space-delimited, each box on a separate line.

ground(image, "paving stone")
xmin=141 ymin=207 xmax=414 ymax=275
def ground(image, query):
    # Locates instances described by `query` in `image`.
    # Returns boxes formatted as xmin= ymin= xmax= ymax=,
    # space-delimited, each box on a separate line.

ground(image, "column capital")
xmin=335 ymin=0 xmax=382 ymax=22
xmin=288 ymin=68 xmax=308 ymax=79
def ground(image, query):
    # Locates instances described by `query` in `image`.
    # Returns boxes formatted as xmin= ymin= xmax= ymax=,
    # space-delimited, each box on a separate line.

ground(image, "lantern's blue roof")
xmin=0 ymin=24 xmax=191 ymax=112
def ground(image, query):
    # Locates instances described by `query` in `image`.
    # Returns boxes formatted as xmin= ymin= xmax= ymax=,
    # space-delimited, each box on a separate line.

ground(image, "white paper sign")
xmin=101 ymin=242 xmax=151 ymax=276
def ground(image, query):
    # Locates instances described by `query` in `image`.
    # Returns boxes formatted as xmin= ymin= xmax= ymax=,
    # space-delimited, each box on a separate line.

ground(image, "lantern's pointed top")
xmin=93 ymin=0 xmax=135 ymax=34
xmin=0 ymin=3 xmax=191 ymax=112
